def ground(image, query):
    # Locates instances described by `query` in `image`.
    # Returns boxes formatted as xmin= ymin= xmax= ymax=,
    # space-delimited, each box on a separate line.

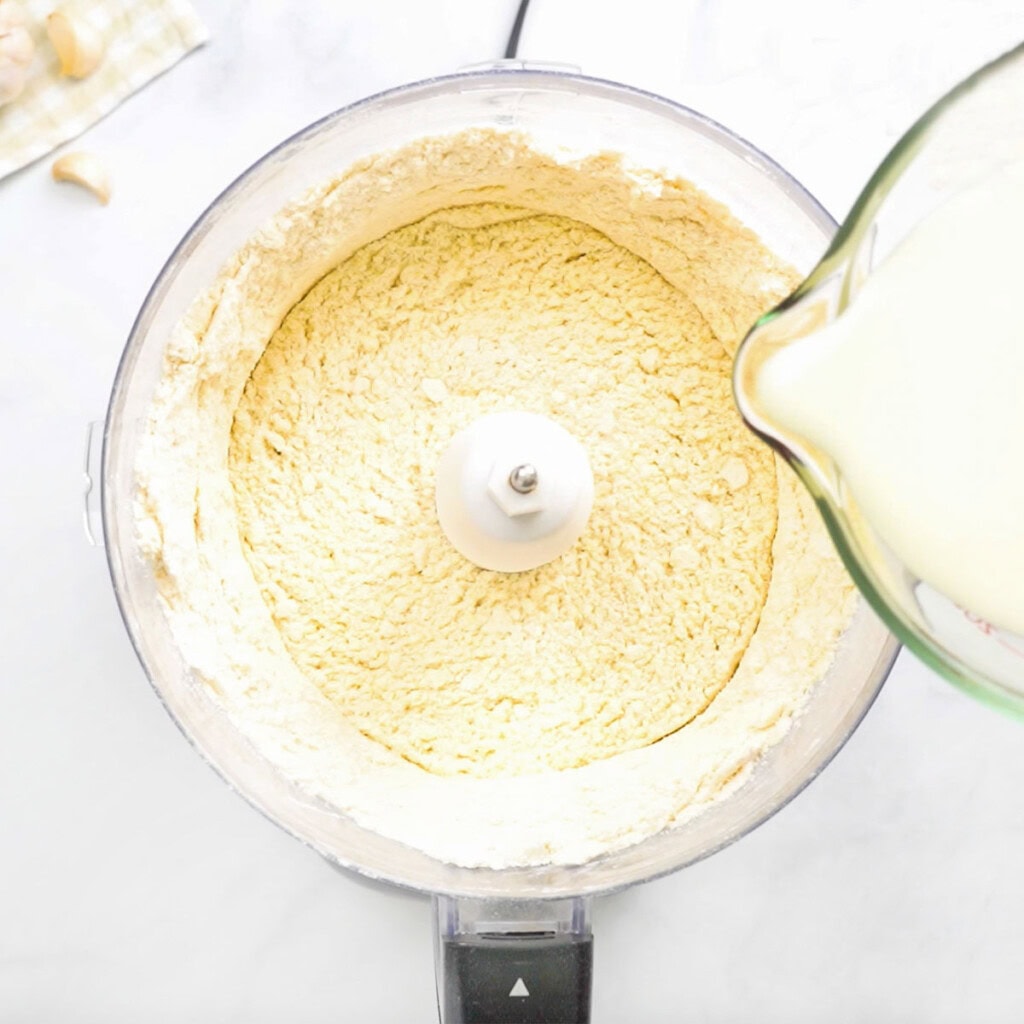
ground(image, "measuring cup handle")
xmin=434 ymin=894 xmax=593 ymax=1023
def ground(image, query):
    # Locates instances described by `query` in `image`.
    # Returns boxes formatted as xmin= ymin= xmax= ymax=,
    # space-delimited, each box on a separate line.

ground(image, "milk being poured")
xmin=751 ymin=158 xmax=1024 ymax=635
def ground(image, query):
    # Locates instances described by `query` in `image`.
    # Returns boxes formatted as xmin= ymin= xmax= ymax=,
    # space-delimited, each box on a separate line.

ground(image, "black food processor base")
xmin=435 ymin=896 xmax=593 ymax=1024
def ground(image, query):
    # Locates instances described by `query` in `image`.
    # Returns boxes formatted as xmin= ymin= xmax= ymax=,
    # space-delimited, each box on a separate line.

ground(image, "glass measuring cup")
xmin=734 ymin=42 xmax=1024 ymax=713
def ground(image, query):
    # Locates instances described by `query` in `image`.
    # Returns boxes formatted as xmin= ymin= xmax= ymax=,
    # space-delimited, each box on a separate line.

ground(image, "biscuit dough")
xmin=135 ymin=129 xmax=855 ymax=867
xmin=230 ymin=207 xmax=778 ymax=778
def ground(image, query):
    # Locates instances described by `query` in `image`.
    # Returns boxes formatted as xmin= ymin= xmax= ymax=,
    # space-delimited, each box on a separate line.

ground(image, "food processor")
xmin=734 ymin=41 xmax=1024 ymax=718
xmin=93 ymin=67 xmax=898 ymax=1022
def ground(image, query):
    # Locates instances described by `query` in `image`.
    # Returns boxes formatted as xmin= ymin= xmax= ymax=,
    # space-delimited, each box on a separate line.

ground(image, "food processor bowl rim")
xmin=102 ymin=66 xmax=897 ymax=899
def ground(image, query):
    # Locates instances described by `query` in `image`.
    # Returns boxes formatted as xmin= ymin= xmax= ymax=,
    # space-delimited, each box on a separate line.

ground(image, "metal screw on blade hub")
xmin=508 ymin=463 xmax=539 ymax=494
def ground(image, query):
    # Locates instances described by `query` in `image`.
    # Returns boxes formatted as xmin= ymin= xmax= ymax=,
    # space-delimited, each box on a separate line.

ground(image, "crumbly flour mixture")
xmin=135 ymin=129 xmax=855 ymax=867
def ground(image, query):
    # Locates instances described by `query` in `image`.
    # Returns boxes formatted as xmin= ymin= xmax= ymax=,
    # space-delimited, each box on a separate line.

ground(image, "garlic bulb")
xmin=0 ymin=2 xmax=34 ymax=106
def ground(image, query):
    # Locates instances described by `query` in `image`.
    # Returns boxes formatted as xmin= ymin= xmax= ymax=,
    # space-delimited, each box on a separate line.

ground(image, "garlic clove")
xmin=52 ymin=151 xmax=111 ymax=205
xmin=46 ymin=9 xmax=105 ymax=79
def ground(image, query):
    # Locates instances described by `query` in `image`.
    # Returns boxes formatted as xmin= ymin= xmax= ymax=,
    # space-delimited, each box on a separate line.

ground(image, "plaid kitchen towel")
xmin=0 ymin=0 xmax=207 ymax=179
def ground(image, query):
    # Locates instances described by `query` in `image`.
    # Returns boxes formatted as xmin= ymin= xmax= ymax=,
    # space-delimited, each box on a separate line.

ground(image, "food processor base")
xmin=435 ymin=896 xmax=593 ymax=1024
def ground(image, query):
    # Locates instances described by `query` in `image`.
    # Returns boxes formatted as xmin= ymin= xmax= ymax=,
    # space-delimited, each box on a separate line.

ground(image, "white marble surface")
xmin=3 ymin=1 xmax=1024 ymax=1020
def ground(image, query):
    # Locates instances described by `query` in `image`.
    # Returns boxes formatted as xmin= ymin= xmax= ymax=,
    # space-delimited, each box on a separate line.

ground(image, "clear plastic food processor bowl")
xmin=98 ymin=67 xmax=897 ymax=1022
xmin=735 ymin=43 xmax=1024 ymax=716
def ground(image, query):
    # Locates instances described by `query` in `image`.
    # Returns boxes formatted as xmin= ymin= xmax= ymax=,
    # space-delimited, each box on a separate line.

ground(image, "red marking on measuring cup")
xmin=963 ymin=609 xmax=1024 ymax=660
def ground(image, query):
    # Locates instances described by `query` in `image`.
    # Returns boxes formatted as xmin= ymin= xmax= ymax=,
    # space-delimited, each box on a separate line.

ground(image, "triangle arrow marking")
xmin=509 ymin=977 xmax=529 ymax=998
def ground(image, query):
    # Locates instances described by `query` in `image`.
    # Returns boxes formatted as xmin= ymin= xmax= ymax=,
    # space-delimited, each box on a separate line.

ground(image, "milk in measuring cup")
xmin=753 ymin=159 xmax=1024 ymax=635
